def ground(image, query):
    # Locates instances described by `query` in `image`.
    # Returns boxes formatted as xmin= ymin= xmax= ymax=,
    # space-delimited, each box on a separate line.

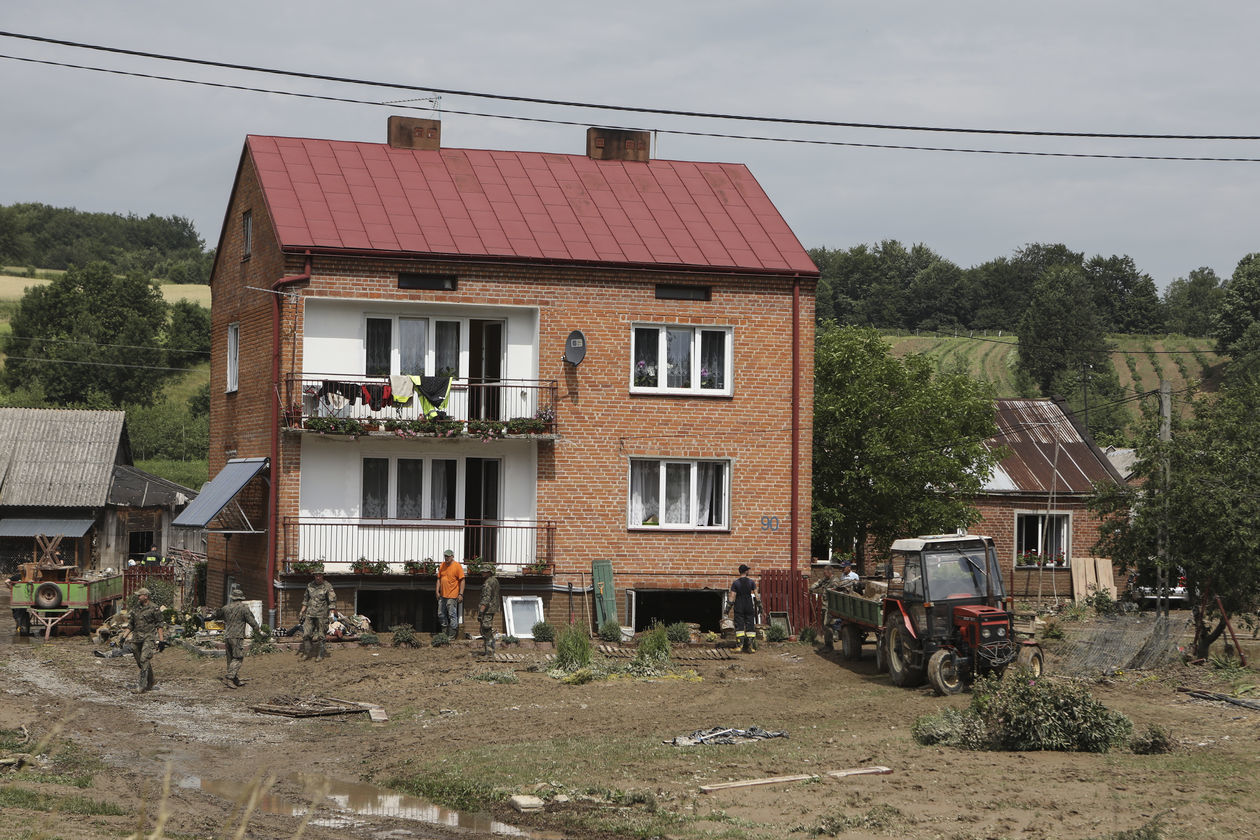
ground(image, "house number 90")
xmin=760 ymin=516 xmax=780 ymax=531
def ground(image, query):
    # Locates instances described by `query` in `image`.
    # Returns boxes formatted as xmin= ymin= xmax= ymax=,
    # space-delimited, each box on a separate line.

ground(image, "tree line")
xmin=0 ymin=203 xmax=214 ymax=284
xmin=810 ymin=241 xmax=1224 ymax=337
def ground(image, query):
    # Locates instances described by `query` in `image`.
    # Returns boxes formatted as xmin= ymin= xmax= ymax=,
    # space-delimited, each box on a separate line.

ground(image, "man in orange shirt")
xmin=436 ymin=549 xmax=465 ymax=638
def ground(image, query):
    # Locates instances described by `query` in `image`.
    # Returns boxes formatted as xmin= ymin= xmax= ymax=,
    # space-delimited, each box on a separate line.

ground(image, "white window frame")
xmin=1014 ymin=510 xmax=1071 ymax=568
xmin=225 ymin=322 xmax=240 ymax=393
xmin=630 ymin=324 xmax=732 ymax=396
xmin=359 ymin=455 xmax=462 ymax=521
xmin=502 ymin=595 xmax=545 ymax=638
xmin=627 ymin=458 xmax=730 ymax=531
xmin=363 ymin=314 xmax=470 ymax=379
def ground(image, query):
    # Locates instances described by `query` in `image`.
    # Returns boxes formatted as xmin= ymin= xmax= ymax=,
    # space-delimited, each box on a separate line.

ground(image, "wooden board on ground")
xmin=700 ymin=773 xmax=818 ymax=793
xmin=826 ymin=765 xmax=893 ymax=779
xmin=252 ymin=696 xmax=376 ymax=718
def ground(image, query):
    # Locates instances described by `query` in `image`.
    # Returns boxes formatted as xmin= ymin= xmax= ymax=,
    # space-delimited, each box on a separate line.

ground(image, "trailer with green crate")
xmin=9 ymin=565 xmax=124 ymax=639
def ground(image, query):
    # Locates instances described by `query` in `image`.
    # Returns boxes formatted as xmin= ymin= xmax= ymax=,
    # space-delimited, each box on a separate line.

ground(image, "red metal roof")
xmin=982 ymin=399 xmax=1120 ymax=494
xmin=246 ymin=135 xmax=818 ymax=276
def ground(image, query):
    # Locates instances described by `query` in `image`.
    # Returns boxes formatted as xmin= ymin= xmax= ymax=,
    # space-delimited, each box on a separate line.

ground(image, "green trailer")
xmin=10 ymin=566 xmax=124 ymax=639
xmin=825 ymin=588 xmax=886 ymax=663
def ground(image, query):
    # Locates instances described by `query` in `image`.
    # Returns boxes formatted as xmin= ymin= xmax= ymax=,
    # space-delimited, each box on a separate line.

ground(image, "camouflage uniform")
xmin=299 ymin=576 xmax=335 ymax=660
xmin=476 ymin=571 xmax=500 ymax=655
xmin=213 ymin=586 xmax=260 ymax=687
xmin=127 ymin=590 xmax=165 ymax=692
xmin=811 ymin=568 xmax=841 ymax=649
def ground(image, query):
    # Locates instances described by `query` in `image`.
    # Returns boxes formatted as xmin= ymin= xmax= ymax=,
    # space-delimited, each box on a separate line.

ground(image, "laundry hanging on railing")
xmin=415 ymin=376 xmax=452 ymax=418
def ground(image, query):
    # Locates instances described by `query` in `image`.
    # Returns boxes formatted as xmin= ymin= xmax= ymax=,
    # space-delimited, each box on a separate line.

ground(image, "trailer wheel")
xmin=1017 ymin=645 xmax=1044 ymax=677
xmin=840 ymin=624 xmax=861 ymax=661
xmin=34 ymin=582 xmax=63 ymax=609
xmin=875 ymin=633 xmax=888 ymax=673
xmin=927 ymin=649 xmax=965 ymax=695
xmin=884 ymin=618 xmax=925 ymax=687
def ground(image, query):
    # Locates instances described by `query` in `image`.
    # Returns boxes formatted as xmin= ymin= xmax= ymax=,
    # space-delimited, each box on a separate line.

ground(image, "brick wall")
xmin=209 ymin=155 xmax=817 ymax=624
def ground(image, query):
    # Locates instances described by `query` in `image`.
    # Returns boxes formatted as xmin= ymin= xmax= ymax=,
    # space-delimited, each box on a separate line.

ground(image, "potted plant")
xmin=505 ymin=416 xmax=547 ymax=435
xmin=465 ymin=555 xmax=485 ymax=575
xmin=466 ymin=419 xmax=506 ymax=440
xmin=351 ymin=557 xmax=388 ymax=575
xmin=633 ymin=359 xmax=656 ymax=387
xmin=403 ymin=559 xmax=424 ymax=575
xmin=522 ymin=559 xmax=553 ymax=576
xmin=289 ymin=559 xmax=324 ymax=574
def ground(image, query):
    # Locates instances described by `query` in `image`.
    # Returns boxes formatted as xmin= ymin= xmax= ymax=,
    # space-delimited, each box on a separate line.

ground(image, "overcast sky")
xmin=3 ymin=2 xmax=1258 ymax=288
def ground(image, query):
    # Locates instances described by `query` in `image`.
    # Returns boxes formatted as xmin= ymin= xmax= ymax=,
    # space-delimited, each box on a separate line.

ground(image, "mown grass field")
xmin=884 ymin=330 xmax=1223 ymax=419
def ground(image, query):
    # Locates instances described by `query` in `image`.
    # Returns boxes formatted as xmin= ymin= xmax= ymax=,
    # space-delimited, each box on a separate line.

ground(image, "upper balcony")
xmin=281 ymin=374 xmax=558 ymax=437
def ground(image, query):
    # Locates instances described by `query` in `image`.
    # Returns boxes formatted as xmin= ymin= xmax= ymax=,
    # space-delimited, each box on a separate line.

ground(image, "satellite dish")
xmin=563 ymin=330 xmax=587 ymax=366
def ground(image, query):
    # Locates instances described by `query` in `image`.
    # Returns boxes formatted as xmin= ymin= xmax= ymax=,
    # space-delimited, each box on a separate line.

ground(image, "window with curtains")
xmin=628 ymin=459 xmax=728 ymax=530
xmin=1014 ymin=512 xmax=1071 ymax=568
xmin=365 ymin=315 xmax=463 ymax=378
xmin=631 ymin=325 xmax=731 ymax=395
xmin=225 ymin=322 xmax=239 ymax=393
xmin=361 ymin=456 xmax=458 ymax=520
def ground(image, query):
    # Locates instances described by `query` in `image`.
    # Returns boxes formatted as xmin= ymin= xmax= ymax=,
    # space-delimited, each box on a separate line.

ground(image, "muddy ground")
xmin=2 ymin=594 xmax=1258 ymax=840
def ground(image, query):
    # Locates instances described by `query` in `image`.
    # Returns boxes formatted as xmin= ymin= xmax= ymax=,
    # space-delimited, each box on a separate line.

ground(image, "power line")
xmin=5 ymin=334 xmax=209 ymax=355
xmin=3 ymin=355 xmax=207 ymax=374
xmin=5 ymin=30 xmax=1260 ymax=142
xmin=7 ymin=53 xmax=1260 ymax=165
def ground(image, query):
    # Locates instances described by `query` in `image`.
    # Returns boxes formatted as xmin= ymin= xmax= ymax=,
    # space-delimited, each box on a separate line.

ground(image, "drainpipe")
xmin=269 ymin=253 xmax=312 ymax=627
xmin=790 ymin=274 xmax=800 ymax=578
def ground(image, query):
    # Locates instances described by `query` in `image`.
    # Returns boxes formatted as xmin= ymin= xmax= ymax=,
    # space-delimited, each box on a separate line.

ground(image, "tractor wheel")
xmin=840 ymin=624 xmax=862 ymax=661
xmin=34 ymin=582 xmax=63 ymax=610
xmin=1017 ymin=645 xmax=1045 ymax=677
xmin=875 ymin=632 xmax=888 ymax=673
xmin=884 ymin=618 xmax=925 ymax=687
xmin=927 ymin=649 xmax=965 ymax=696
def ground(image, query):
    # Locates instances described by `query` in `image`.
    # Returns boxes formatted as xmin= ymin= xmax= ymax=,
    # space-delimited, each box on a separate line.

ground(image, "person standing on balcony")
xmin=437 ymin=549 xmax=465 ymax=638
xmin=728 ymin=564 xmax=758 ymax=653
xmin=476 ymin=564 xmax=500 ymax=656
xmin=298 ymin=571 xmax=336 ymax=661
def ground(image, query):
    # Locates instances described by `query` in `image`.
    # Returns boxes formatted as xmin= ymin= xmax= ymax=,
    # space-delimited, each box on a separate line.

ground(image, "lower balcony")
xmin=280 ymin=517 xmax=555 ymax=576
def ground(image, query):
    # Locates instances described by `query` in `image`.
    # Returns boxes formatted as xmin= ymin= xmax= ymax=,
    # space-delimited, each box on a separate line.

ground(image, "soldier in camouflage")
xmin=127 ymin=587 xmax=166 ymax=693
xmin=212 ymin=584 xmax=261 ymax=688
xmin=810 ymin=563 xmax=842 ymax=650
xmin=476 ymin=564 xmax=500 ymax=656
xmin=299 ymin=571 xmax=336 ymax=661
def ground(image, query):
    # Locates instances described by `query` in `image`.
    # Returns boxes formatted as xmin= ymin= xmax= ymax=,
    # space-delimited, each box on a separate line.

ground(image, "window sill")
xmin=629 ymin=387 xmax=732 ymax=398
xmin=628 ymin=526 xmax=731 ymax=533
xmin=1015 ymin=565 xmax=1070 ymax=570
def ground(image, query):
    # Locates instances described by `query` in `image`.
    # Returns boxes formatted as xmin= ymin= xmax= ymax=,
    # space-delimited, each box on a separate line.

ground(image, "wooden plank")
xmin=700 ymin=773 xmax=817 ymax=793
xmin=825 ymin=765 xmax=893 ymax=779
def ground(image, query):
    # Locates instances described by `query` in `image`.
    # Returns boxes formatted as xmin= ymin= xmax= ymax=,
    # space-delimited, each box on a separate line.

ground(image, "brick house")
xmin=971 ymin=398 xmax=1125 ymax=602
xmin=183 ymin=119 xmax=818 ymax=637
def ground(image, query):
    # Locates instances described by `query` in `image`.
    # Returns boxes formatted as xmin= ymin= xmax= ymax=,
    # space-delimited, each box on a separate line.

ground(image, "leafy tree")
xmin=1090 ymin=377 xmax=1260 ymax=657
xmin=1 ymin=261 xmax=170 ymax=405
xmin=1211 ymin=253 xmax=1260 ymax=355
xmin=165 ymin=300 xmax=211 ymax=368
xmin=1046 ymin=365 xmax=1130 ymax=447
xmin=812 ymin=325 xmax=1000 ymax=566
xmin=1015 ymin=266 xmax=1111 ymax=394
xmin=1084 ymin=255 xmax=1163 ymax=333
xmin=1163 ymin=267 xmax=1224 ymax=337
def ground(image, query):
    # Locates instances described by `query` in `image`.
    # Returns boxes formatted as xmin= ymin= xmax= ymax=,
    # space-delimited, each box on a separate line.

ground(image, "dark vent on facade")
xmin=399 ymin=273 xmax=458 ymax=291
xmin=655 ymin=284 xmax=710 ymax=301
xmin=586 ymin=127 xmax=651 ymax=162
xmin=388 ymin=116 xmax=441 ymax=151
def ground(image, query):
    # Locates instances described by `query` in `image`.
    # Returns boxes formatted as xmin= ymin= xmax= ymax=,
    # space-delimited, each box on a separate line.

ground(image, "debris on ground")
xmin=700 ymin=773 xmax=816 ymax=792
xmin=668 ymin=725 xmax=788 ymax=746
xmin=251 ymin=695 xmax=382 ymax=718
xmin=1176 ymin=687 xmax=1260 ymax=711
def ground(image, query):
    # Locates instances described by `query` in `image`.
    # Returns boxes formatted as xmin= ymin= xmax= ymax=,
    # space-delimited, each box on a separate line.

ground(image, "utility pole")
xmin=1156 ymin=380 xmax=1171 ymax=622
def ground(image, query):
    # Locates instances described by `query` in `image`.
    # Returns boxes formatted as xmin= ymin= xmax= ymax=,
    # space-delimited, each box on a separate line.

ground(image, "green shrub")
xmin=1042 ymin=621 xmax=1066 ymax=640
xmin=1130 ymin=724 xmax=1175 ymax=755
xmin=598 ymin=618 xmax=623 ymax=642
xmin=390 ymin=624 xmax=421 ymax=647
xmin=531 ymin=621 xmax=555 ymax=643
xmin=971 ymin=672 xmax=1132 ymax=752
xmin=765 ymin=623 xmax=788 ymax=643
xmin=554 ymin=623 xmax=593 ymax=670
xmin=430 ymin=631 xmax=451 ymax=647
xmin=913 ymin=671 xmax=1133 ymax=753
xmin=1083 ymin=585 xmax=1120 ymax=617
xmin=798 ymin=627 xmax=817 ymax=644
xmin=635 ymin=622 xmax=671 ymax=664
xmin=357 ymin=632 xmax=380 ymax=646
xmin=665 ymin=622 xmax=691 ymax=643
xmin=501 ymin=635 xmax=519 ymax=646
xmin=248 ymin=625 xmax=277 ymax=655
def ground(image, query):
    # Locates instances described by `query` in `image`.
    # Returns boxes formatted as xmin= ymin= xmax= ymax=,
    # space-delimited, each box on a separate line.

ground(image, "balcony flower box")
xmin=403 ymin=558 xmax=438 ymax=575
xmin=350 ymin=558 xmax=389 ymax=575
xmin=520 ymin=561 xmax=554 ymax=577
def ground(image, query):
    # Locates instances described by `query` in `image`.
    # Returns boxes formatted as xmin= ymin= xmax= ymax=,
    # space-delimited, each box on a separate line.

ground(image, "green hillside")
xmin=884 ymin=330 xmax=1222 ymax=410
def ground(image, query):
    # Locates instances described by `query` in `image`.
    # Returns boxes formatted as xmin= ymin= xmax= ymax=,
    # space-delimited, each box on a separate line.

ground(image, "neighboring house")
xmin=0 ymin=408 xmax=201 ymax=573
xmin=185 ymin=118 xmax=818 ymax=635
xmin=972 ymin=398 xmax=1125 ymax=602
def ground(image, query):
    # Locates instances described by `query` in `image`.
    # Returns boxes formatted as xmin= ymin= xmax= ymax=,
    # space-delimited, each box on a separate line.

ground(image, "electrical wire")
xmin=5 ymin=30 xmax=1260 ymax=141
xmin=5 ymin=334 xmax=209 ymax=355
xmin=2 ymin=354 xmax=207 ymax=373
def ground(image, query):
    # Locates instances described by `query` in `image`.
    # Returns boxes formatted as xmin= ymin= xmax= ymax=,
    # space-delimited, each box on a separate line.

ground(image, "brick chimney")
xmin=586 ymin=127 xmax=650 ymax=162
xmin=388 ymin=116 xmax=441 ymax=151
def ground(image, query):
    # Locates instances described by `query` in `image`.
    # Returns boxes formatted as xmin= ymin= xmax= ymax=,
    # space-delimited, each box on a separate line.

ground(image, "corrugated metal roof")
xmin=982 ymin=399 xmax=1119 ymax=494
xmin=173 ymin=457 xmax=268 ymax=530
xmin=0 ymin=517 xmax=94 ymax=538
xmin=109 ymin=465 xmax=197 ymax=508
xmin=246 ymin=135 xmax=819 ymax=277
xmin=0 ymin=409 xmax=126 ymax=507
